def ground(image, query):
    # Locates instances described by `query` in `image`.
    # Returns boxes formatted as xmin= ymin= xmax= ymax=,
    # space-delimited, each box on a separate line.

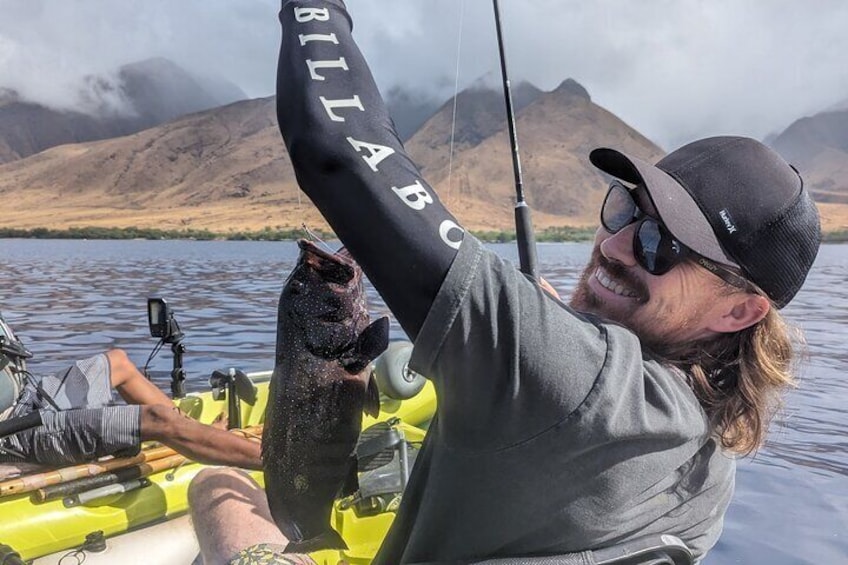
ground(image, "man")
xmin=0 ymin=313 xmax=262 ymax=470
xmin=189 ymin=1 xmax=820 ymax=563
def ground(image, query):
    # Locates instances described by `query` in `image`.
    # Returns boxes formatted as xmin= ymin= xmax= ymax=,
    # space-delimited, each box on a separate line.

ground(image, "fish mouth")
xmin=298 ymin=239 xmax=358 ymax=284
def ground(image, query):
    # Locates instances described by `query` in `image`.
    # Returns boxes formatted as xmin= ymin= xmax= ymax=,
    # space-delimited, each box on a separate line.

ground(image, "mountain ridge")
xmin=2 ymin=77 xmax=848 ymax=234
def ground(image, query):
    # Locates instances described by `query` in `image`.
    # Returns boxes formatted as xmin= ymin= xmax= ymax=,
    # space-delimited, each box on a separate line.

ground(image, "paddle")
xmin=0 ymin=423 xmax=262 ymax=498
xmin=34 ymin=453 xmax=187 ymax=503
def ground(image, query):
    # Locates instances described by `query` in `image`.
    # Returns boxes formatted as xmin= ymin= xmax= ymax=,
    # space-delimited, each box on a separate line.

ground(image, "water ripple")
xmin=1 ymin=239 xmax=846 ymax=564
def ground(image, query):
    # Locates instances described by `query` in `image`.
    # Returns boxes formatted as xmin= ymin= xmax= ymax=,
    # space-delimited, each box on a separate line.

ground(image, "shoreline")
xmin=0 ymin=225 xmax=600 ymax=243
xmin=2 ymin=225 xmax=847 ymax=243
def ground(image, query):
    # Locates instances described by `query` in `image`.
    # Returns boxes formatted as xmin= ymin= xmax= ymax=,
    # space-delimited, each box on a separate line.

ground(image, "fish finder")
xmin=147 ymin=298 xmax=183 ymax=343
xmin=146 ymin=297 xmax=187 ymax=398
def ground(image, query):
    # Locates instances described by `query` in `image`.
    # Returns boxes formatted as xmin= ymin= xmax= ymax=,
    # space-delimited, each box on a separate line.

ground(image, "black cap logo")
xmin=719 ymin=209 xmax=738 ymax=235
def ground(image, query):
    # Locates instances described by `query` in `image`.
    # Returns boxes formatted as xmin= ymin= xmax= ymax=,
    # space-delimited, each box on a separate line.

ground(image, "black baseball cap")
xmin=590 ymin=136 xmax=821 ymax=308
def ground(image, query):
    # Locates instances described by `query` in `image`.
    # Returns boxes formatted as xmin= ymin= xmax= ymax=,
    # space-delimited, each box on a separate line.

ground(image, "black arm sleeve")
xmin=276 ymin=0 xmax=463 ymax=339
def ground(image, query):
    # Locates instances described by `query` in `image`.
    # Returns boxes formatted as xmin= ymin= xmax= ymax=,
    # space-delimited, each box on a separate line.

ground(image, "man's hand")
xmin=538 ymin=277 xmax=561 ymax=300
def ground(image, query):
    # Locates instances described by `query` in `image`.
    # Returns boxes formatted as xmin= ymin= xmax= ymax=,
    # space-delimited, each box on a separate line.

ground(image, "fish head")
xmin=280 ymin=240 xmax=370 ymax=356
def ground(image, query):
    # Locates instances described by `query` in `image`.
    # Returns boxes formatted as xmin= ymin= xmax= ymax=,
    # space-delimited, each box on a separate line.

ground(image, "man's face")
xmin=570 ymin=187 xmax=734 ymax=349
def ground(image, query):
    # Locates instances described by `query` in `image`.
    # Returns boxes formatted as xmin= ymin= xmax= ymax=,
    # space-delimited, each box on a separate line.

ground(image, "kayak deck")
xmin=1 ymin=372 xmax=435 ymax=562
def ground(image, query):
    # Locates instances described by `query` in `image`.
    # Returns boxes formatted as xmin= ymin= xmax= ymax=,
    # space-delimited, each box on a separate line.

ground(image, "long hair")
xmin=649 ymin=293 xmax=802 ymax=456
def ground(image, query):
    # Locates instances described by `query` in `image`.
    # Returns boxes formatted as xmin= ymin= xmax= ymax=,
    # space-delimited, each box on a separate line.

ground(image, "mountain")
xmin=5 ymin=75 xmax=848 ymax=234
xmin=0 ymin=58 xmax=247 ymax=165
xmin=770 ymin=107 xmax=848 ymax=204
xmin=385 ymin=87 xmax=445 ymax=142
xmin=0 ymin=96 xmax=333 ymax=232
xmin=405 ymin=78 xmax=663 ymax=228
xmin=0 ymin=79 xmax=683 ymax=233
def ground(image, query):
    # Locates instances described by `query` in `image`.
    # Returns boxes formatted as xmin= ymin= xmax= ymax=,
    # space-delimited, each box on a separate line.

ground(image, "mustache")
xmin=595 ymin=250 xmax=650 ymax=302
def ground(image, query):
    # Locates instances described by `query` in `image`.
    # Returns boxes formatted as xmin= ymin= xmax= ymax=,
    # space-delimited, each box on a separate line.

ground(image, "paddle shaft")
xmin=34 ymin=453 xmax=186 ymax=503
xmin=492 ymin=0 xmax=538 ymax=280
xmin=0 ymin=424 xmax=262 ymax=498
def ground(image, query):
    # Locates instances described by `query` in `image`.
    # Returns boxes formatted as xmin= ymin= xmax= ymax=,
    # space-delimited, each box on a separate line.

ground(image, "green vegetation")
xmin=473 ymin=226 xmax=597 ymax=243
xmin=0 ymin=226 xmax=335 ymax=241
xmin=4 ymin=224 xmax=847 ymax=243
xmin=0 ymin=225 xmax=597 ymax=242
xmin=821 ymin=230 xmax=848 ymax=243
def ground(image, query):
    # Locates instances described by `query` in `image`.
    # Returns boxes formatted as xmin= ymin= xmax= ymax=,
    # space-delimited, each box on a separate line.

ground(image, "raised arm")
xmin=276 ymin=0 xmax=463 ymax=339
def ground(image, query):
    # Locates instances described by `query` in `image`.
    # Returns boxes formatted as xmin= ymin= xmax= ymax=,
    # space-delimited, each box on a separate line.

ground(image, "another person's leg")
xmin=189 ymin=468 xmax=315 ymax=565
xmin=105 ymin=349 xmax=172 ymax=406
xmin=38 ymin=350 xmax=170 ymax=409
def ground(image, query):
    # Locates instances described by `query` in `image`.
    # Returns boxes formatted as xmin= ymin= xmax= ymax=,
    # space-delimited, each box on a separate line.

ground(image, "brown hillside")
xmin=0 ymin=97 xmax=332 ymax=232
xmin=408 ymin=80 xmax=664 ymax=229
xmin=3 ymin=87 xmax=848 ymax=235
xmin=771 ymin=110 xmax=848 ymax=204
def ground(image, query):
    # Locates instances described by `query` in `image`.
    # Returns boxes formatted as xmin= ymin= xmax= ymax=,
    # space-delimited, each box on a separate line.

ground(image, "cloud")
xmin=2 ymin=0 xmax=847 ymax=150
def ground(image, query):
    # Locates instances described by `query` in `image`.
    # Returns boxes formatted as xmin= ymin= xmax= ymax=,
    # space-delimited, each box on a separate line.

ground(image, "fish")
xmin=262 ymin=238 xmax=389 ymax=553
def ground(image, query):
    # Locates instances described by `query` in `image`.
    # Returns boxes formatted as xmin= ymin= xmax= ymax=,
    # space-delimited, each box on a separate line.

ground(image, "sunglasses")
xmin=601 ymin=181 xmax=752 ymax=290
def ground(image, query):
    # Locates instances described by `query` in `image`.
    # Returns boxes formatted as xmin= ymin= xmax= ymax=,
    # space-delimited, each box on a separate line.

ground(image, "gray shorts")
xmin=0 ymin=354 xmax=141 ymax=466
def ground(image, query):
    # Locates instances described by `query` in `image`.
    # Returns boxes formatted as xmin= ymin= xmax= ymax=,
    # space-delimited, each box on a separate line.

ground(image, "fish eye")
xmin=288 ymin=279 xmax=306 ymax=295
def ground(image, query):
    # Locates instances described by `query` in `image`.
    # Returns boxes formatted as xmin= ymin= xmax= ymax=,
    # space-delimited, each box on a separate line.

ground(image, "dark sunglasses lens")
xmin=601 ymin=183 xmax=637 ymax=233
xmin=636 ymin=220 xmax=684 ymax=275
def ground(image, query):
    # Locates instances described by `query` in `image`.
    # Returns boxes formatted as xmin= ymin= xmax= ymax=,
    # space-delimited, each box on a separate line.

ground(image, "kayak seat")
xmin=415 ymin=534 xmax=694 ymax=565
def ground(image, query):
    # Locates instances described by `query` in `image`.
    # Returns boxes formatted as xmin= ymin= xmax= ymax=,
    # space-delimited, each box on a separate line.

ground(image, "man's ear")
xmin=708 ymin=293 xmax=771 ymax=334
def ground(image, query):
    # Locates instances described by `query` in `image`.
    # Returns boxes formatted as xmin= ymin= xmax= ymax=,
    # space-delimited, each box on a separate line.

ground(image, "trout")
xmin=262 ymin=239 xmax=389 ymax=552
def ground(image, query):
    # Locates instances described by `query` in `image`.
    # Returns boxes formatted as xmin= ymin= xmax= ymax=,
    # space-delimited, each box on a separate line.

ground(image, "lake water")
xmin=1 ymin=238 xmax=845 ymax=564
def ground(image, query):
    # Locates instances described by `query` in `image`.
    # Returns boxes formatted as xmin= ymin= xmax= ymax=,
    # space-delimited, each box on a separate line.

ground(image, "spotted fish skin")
xmin=262 ymin=239 xmax=388 ymax=553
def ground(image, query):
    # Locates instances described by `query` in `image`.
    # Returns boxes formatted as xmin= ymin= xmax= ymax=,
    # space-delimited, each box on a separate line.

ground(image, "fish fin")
xmin=285 ymin=529 xmax=348 ymax=554
xmin=363 ymin=372 xmax=381 ymax=418
xmin=340 ymin=317 xmax=390 ymax=374
xmin=339 ymin=457 xmax=360 ymax=498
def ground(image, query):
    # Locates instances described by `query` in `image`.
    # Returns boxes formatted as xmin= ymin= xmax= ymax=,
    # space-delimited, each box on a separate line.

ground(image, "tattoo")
xmin=228 ymin=544 xmax=318 ymax=565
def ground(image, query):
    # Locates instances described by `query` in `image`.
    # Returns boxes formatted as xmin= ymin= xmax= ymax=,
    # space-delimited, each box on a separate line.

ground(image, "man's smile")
xmin=593 ymin=266 xmax=638 ymax=298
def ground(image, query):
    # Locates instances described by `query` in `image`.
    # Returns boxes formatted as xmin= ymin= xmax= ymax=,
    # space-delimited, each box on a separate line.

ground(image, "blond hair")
xmin=653 ymin=304 xmax=801 ymax=455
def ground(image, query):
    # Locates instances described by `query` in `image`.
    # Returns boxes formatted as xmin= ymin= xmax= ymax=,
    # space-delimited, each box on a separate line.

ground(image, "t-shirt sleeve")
xmin=410 ymin=236 xmax=610 ymax=449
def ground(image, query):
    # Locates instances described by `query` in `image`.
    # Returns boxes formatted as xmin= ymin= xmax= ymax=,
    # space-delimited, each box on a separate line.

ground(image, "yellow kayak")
xmin=0 ymin=369 xmax=435 ymax=563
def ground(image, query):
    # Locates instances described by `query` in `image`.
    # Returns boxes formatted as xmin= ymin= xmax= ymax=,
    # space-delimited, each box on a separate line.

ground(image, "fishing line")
xmin=301 ymin=223 xmax=335 ymax=253
xmin=446 ymin=0 xmax=466 ymax=207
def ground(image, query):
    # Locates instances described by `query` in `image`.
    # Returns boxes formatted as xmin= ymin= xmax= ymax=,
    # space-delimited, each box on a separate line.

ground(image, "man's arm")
xmin=276 ymin=0 xmax=462 ymax=339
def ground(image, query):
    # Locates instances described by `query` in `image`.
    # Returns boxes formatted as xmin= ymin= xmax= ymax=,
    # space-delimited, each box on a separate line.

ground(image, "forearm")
xmin=276 ymin=0 xmax=462 ymax=338
xmin=140 ymin=406 xmax=263 ymax=470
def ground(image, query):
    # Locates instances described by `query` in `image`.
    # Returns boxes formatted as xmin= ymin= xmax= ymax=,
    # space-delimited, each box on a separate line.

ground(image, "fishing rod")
xmin=492 ymin=0 xmax=538 ymax=280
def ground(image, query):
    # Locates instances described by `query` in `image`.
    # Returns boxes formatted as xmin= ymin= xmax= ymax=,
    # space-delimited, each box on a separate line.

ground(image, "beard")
xmin=569 ymin=246 xmax=707 ymax=353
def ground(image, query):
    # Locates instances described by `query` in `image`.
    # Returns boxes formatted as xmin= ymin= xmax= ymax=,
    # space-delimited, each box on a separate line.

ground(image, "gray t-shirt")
xmin=374 ymin=236 xmax=735 ymax=564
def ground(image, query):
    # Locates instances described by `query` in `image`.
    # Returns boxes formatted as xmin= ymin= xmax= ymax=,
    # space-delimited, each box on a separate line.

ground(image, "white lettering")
xmin=439 ymin=220 xmax=464 ymax=250
xmin=306 ymin=57 xmax=349 ymax=81
xmin=319 ymin=95 xmax=364 ymax=122
xmin=294 ymin=7 xmax=329 ymax=22
xmin=298 ymin=33 xmax=338 ymax=46
xmin=346 ymin=137 xmax=395 ymax=172
xmin=392 ymin=180 xmax=433 ymax=211
xmin=719 ymin=209 xmax=737 ymax=234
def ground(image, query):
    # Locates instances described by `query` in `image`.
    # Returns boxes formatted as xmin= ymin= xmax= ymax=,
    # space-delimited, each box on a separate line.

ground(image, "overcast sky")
xmin=1 ymin=0 xmax=847 ymax=150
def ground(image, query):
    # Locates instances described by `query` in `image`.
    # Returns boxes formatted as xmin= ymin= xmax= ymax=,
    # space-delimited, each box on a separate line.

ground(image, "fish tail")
xmin=285 ymin=528 xmax=348 ymax=554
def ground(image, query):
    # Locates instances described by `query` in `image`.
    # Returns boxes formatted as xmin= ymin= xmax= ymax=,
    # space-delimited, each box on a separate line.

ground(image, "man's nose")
xmin=599 ymin=223 xmax=639 ymax=268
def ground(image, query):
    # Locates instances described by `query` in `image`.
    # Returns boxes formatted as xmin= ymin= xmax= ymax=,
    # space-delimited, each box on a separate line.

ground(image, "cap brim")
xmin=590 ymin=148 xmax=738 ymax=267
